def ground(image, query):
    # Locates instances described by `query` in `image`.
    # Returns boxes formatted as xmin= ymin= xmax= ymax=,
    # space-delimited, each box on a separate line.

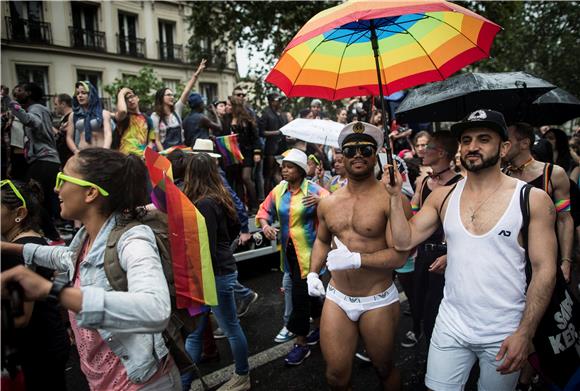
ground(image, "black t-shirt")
xmin=1 ymin=236 xmax=69 ymax=361
xmin=196 ymin=198 xmax=240 ymax=276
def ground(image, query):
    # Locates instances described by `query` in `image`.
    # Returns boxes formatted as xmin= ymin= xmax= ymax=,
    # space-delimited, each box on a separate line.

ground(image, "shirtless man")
xmin=385 ymin=110 xmax=557 ymax=390
xmin=308 ymin=121 xmax=411 ymax=390
xmin=504 ymin=122 xmax=574 ymax=282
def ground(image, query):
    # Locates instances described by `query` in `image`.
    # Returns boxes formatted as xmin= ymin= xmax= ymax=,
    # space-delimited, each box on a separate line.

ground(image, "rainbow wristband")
xmin=555 ymin=199 xmax=571 ymax=213
xmin=411 ymin=203 xmax=419 ymax=215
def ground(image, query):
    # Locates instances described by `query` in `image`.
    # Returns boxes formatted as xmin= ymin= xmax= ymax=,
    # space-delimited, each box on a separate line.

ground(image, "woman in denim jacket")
xmin=1 ymin=148 xmax=180 ymax=390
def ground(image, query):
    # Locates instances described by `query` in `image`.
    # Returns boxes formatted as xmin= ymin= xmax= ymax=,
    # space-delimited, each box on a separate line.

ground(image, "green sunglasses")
xmin=0 ymin=179 xmax=27 ymax=209
xmin=55 ymin=172 xmax=110 ymax=197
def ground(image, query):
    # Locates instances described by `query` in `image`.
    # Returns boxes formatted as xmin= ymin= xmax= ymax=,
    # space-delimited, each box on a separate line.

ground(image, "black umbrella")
xmin=522 ymin=88 xmax=580 ymax=126
xmin=395 ymin=72 xmax=555 ymax=123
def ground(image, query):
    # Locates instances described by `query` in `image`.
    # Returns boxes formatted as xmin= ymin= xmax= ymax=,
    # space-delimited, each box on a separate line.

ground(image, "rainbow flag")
xmin=144 ymin=147 xmax=217 ymax=309
xmin=215 ymin=134 xmax=244 ymax=166
xmin=159 ymin=145 xmax=193 ymax=156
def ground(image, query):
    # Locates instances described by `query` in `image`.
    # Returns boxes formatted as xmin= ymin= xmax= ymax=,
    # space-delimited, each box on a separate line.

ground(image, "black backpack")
xmin=520 ymin=184 xmax=580 ymax=390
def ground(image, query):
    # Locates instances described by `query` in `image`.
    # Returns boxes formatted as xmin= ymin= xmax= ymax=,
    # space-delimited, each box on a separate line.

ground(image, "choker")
xmin=507 ymin=157 xmax=534 ymax=174
xmin=429 ymin=167 xmax=451 ymax=180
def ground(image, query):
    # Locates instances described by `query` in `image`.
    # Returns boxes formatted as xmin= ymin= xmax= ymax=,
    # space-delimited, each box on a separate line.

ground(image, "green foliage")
xmin=185 ymin=1 xmax=339 ymax=106
xmin=458 ymin=1 xmax=580 ymax=97
xmin=104 ymin=66 xmax=164 ymax=111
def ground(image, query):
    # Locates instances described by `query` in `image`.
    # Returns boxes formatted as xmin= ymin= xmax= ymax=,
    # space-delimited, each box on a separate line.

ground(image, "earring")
xmin=15 ymin=217 xmax=22 ymax=223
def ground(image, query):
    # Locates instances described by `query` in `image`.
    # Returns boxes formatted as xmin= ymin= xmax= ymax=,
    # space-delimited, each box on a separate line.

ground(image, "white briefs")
xmin=325 ymin=283 xmax=399 ymax=322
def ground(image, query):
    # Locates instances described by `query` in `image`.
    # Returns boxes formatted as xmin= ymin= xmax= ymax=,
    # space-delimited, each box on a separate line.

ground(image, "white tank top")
xmin=438 ymin=178 xmax=527 ymax=343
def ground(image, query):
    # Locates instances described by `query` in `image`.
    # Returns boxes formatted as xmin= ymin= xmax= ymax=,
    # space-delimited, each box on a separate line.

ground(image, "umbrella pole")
xmin=370 ymin=21 xmax=395 ymax=185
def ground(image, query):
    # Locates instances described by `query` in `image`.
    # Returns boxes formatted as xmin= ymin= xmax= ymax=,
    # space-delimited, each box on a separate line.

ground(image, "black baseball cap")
xmin=450 ymin=109 xmax=509 ymax=141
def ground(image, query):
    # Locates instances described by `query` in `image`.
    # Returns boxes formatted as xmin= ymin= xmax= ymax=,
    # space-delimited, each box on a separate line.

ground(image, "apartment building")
xmin=1 ymin=0 xmax=238 ymax=108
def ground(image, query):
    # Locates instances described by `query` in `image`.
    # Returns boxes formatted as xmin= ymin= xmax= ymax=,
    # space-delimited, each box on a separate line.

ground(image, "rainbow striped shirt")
xmin=256 ymin=179 xmax=329 ymax=278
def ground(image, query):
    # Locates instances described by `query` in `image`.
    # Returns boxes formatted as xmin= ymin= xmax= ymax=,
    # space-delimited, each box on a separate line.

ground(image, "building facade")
xmin=1 ymin=0 xmax=238 ymax=109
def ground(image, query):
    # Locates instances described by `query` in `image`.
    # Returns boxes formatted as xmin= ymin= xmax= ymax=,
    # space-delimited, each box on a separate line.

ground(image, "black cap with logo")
xmin=450 ymin=109 xmax=509 ymax=141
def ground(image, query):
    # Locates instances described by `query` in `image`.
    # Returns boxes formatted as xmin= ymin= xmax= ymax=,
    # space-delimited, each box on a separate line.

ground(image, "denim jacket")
xmin=23 ymin=213 xmax=171 ymax=384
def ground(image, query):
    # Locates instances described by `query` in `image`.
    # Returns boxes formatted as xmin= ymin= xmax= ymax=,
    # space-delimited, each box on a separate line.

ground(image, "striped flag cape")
xmin=144 ymin=148 xmax=217 ymax=310
xmin=214 ymin=134 xmax=244 ymax=166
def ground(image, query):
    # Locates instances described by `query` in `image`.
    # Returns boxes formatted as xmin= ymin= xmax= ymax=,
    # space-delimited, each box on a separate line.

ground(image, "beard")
xmin=345 ymin=158 xmax=375 ymax=180
xmin=460 ymin=147 xmax=501 ymax=173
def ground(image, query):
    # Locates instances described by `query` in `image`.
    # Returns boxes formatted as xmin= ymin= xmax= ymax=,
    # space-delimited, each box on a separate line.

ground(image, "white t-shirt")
xmin=151 ymin=101 xmax=184 ymax=148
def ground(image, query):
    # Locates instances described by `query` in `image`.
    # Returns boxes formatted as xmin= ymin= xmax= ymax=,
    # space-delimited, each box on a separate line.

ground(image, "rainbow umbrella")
xmin=266 ymin=0 xmax=501 ymax=181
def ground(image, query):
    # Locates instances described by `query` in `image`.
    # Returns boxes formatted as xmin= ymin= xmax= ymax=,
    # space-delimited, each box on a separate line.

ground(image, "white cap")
xmin=191 ymin=139 xmax=221 ymax=158
xmin=282 ymin=148 xmax=308 ymax=173
xmin=338 ymin=121 xmax=384 ymax=148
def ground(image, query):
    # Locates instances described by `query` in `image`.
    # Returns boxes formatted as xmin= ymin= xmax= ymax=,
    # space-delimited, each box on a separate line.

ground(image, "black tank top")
xmin=420 ymin=174 xmax=463 ymax=242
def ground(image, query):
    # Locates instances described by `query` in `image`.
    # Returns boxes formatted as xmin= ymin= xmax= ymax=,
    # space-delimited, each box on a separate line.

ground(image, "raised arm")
xmin=114 ymin=88 xmax=131 ymax=123
xmin=179 ymin=59 xmax=207 ymax=105
xmin=383 ymin=164 xmax=443 ymax=250
xmin=551 ymin=165 xmax=574 ymax=281
xmin=496 ymin=188 xmax=557 ymax=374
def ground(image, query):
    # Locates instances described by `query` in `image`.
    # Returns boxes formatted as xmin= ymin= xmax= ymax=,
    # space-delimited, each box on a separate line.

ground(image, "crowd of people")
xmin=1 ymin=59 xmax=579 ymax=391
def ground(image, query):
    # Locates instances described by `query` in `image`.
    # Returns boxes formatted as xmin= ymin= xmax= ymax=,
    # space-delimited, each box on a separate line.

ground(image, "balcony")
xmin=158 ymin=42 xmax=183 ymax=63
xmin=69 ymin=27 xmax=106 ymax=52
xmin=4 ymin=17 xmax=52 ymax=44
xmin=200 ymin=51 xmax=228 ymax=68
xmin=117 ymin=34 xmax=145 ymax=58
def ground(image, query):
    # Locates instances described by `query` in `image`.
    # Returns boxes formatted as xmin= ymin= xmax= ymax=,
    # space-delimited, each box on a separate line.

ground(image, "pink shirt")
xmin=69 ymin=240 xmax=167 ymax=390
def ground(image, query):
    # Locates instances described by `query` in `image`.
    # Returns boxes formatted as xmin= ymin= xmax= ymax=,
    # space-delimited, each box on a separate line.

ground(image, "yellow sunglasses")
xmin=55 ymin=172 xmax=110 ymax=197
xmin=0 ymin=179 xmax=27 ymax=209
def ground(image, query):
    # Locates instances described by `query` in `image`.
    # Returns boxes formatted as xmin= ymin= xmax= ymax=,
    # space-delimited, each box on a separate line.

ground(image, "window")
xmin=199 ymin=82 xmax=218 ymax=105
xmin=70 ymin=3 xmax=104 ymax=50
xmin=162 ymin=79 xmax=180 ymax=93
xmin=8 ymin=1 xmax=51 ymax=43
xmin=76 ymin=70 xmax=103 ymax=96
xmin=159 ymin=20 xmax=180 ymax=61
xmin=118 ymin=12 xmax=144 ymax=57
xmin=16 ymin=65 xmax=49 ymax=96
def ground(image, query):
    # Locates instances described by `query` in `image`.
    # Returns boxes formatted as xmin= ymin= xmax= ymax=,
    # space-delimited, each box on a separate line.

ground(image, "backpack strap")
xmin=103 ymin=220 xmax=141 ymax=292
xmin=418 ymin=175 xmax=429 ymax=209
xmin=543 ymin=163 xmax=554 ymax=195
xmin=519 ymin=183 xmax=533 ymax=286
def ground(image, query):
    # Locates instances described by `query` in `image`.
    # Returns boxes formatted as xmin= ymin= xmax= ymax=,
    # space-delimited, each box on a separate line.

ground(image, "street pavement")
xmin=65 ymin=253 xmax=544 ymax=391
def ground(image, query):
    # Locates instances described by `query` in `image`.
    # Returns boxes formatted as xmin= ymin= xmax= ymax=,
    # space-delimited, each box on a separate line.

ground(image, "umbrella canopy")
xmin=266 ymin=0 xmax=501 ymax=100
xmin=280 ymin=118 xmax=343 ymax=148
xmin=395 ymin=71 xmax=555 ymax=123
xmin=523 ymin=88 xmax=580 ymax=126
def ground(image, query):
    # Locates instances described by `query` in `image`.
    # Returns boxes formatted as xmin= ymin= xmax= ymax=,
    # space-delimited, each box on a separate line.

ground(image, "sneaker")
xmin=237 ymin=292 xmax=258 ymax=318
xmin=306 ymin=328 xmax=320 ymax=346
xmin=285 ymin=344 xmax=311 ymax=366
xmin=216 ymin=372 xmax=251 ymax=391
xmin=274 ymin=326 xmax=296 ymax=343
xmin=400 ymin=330 xmax=419 ymax=348
xmin=213 ymin=327 xmax=226 ymax=339
xmin=355 ymin=350 xmax=371 ymax=362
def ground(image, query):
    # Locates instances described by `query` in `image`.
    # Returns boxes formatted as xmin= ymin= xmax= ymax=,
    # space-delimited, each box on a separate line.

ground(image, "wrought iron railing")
xmin=117 ymin=34 xmax=145 ymax=58
xmin=158 ymin=42 xmax=183 ymax=62
xmin=69 ymin=27 xmax=106 ymax=52
xmin=5 ymin=17 xmax=52 ymax=44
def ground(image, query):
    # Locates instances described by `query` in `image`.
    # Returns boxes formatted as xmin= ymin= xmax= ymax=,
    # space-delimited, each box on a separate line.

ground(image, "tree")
xmin=185 ymin=1 xmax=338 ymax=107
xmin=104 ymin=66 xmax=164 ymax=112
xmin=459 ymin=1 xmax=580 ymax=97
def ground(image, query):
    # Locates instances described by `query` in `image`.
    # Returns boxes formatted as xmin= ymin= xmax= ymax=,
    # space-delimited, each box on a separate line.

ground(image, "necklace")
xmin=429 ymin=167 xmax=451 ymax=180
xmin=469 ymin=180 xmax=503 ymax=223
xmin=507 ymin=157 xmax=534 ymax=174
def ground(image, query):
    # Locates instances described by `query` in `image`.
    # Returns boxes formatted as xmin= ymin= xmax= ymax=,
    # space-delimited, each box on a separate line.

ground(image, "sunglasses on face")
xmin=55 ymin=172 xmax=110 ymax=197
xmin=0 ymin=179 xmax=27 ymax=209
xmin=342 ymin=145 xmax=376 ymax=158
xmin=235 ymin=93 xmax=246 ymax=98
xmin=164 ymin=93 xmax=174 ymax=97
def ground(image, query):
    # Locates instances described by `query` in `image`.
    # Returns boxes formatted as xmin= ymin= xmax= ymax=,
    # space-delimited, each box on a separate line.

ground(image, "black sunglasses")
xmin=342 ymin=145 xmax=376 ymax=158
xmin=235 ymin=93 xmax=246 ymax=98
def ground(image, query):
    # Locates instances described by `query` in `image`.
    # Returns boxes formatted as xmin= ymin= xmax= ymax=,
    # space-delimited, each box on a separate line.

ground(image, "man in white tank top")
xmin=384 ymin=109 xmax=557 ymax=391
